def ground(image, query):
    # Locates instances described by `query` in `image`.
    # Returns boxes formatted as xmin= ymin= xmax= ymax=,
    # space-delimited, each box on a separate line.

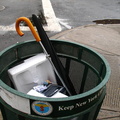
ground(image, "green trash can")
xmin=0 ymin=40 xmax=110 ymax=120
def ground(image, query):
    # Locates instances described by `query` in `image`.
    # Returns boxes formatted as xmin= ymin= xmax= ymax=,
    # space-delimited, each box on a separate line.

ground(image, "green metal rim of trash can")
xmin=0 ymin=39 xmax=111 ymax=118
xmin=0 ymin=39 xmax=111 ymax=101
xmin=0 ymin=87 xmax=106 ymax=119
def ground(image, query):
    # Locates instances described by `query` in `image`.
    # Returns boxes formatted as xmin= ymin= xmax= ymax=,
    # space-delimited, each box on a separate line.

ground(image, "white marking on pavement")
xmin=0 ymin=24 xmax=32 ymax=35
xmin=42 ymin=0 xmax=62 ymax=32
xmin=0 ymin=0 xmax=62 ymax=33
xmin=0 ymin=24 xmax=29 ymax=31
xmin=57 ymin=18 xmax=72 ymax=29
xmin=0 ymin=23 xmax=53 ymax=35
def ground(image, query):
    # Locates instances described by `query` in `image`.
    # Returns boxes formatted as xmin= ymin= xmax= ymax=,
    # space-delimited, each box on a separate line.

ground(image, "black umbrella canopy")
xmin=32 ymin=14 xmax=76 ymax=96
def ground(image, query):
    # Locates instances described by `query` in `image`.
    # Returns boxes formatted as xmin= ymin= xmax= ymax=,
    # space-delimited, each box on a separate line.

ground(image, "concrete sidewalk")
xmin=51 ymin=24 xmax=120 ymax=120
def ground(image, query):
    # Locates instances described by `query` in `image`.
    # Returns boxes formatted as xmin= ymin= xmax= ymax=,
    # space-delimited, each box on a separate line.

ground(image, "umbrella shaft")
xmin=39 ymin=41 xmax=72 ymax=96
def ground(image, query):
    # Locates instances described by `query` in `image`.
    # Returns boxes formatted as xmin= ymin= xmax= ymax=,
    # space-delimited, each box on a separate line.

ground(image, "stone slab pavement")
xmin=51 ymin=24 xmax=120 ymax=120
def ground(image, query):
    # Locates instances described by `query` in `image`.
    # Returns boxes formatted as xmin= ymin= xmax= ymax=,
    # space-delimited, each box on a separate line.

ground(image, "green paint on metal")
xmin=0 ymin=40 xmax=111 ymax=120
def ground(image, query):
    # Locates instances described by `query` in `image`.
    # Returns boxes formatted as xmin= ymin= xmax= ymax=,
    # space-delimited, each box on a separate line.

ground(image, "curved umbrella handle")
xmin=15 ymin=17 xmax=41 ymax=42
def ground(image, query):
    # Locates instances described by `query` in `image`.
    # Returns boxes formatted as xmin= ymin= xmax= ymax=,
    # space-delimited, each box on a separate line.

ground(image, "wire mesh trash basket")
xmin=0 ymin=40 xmax=110 ymax=120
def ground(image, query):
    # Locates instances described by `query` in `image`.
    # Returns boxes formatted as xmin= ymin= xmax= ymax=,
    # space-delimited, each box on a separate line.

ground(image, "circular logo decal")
xmin=32 ymin=101 xmax=53 ymax=116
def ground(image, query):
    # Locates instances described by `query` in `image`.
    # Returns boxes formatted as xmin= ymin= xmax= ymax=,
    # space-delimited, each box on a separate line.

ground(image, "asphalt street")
xmin=0 ymin=0 xmax=43 ymax=51
xmin=0 ymin=0 xmax=42 ymax=25
xmin=0 ymin=0 xmax=120 ymax=51
xmin=51 ymin=0 xmax=120 ymax=28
